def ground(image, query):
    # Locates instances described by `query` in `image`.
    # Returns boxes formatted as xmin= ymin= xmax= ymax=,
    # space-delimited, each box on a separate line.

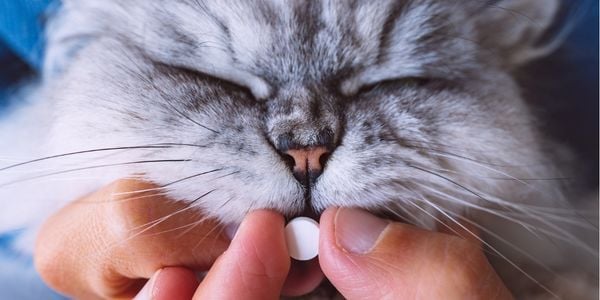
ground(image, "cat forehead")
xmin=130 ymin=0 xmax=475 ymax=84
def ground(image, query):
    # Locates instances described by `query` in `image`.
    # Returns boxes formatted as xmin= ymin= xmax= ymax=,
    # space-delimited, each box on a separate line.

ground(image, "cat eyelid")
xmin=156 ymin=60 xmax=272 ymax=100
xmin=339 ymin=67 xmax=430 ymax=96
xmin=205 ymin=67 xmax=272 ymax=100
xmin=352 ymin=77 xmax=431 ymax=95
xmin=340 ymin=71 xmax=431 ymax=96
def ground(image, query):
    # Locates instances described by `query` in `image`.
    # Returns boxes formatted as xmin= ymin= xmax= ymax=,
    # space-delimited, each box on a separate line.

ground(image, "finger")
xmin=281 ymin=258 xmax=324 ymax=297
xmin=193 ymin=210 xmax=290 ymax=300
xmin=35 ymin=179 xmax=229 ymax=299
xmin=134 ymin=267 xmax=198 ymax=300
xmin=319 ymin=207 xmax=513 ymax=299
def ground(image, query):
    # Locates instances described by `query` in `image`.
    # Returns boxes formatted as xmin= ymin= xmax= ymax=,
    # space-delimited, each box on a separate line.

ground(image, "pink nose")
xmin=284 ymin=146 xmax=330 ymax=184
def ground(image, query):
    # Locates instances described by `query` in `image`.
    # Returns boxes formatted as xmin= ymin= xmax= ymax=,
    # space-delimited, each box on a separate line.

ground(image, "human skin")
xmin=35 ymin=180 xmax=513 ymax=299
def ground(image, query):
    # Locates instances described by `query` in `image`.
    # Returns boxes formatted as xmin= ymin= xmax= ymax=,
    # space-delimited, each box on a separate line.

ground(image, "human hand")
xmin=318 ymin=207 xmax=514 ymax=299
xmin=131 ymin=207 xmax=513 ymax=300
xmin=34 ymin=179 xmax=230 ymax=299
xmin=134 ymin=209 xmax=291 ymax=300
xmin=36 ymin=179 xmax=512 ymax=299
xmin=35 ymin=180 xmax=322 ymax=299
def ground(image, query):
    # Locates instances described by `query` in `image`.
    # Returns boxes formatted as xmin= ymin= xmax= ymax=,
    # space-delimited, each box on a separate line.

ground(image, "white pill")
xmin=284 ymin=217 xmax=320 ymax=261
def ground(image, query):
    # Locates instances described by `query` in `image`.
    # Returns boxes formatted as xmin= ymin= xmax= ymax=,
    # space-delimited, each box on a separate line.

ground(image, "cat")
xmin=0 ymin=0 xmax=597 ymax=298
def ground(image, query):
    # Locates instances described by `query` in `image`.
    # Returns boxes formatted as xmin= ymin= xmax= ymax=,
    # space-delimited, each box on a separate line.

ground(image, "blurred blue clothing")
xmin=0 ymin=230 xmax=65 ymax=299
xmin=0 ymin=0 xmax=52 ymax=69
xmin=0 ymin=0 xmax=54 ymax=111
xmin=0 ymin=2 xmax=66 ymax=299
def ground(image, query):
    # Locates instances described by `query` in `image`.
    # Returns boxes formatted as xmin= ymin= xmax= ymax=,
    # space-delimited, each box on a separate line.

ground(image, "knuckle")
xmin=34 ymin=245 xmax=63 ymax=291
xmin=35 ymin=221 xmax=64 ymax=289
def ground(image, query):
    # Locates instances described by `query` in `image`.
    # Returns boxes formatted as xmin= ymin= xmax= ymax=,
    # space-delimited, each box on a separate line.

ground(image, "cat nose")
xmin=283 ymin=146 xmax=331 ymax=184
xmin=276 ymin=130 xmax=334 ymax=185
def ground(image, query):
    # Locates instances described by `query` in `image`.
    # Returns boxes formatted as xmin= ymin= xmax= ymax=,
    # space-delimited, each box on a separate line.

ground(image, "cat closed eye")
xmin=156 ymin=61 xmax=269 ymax=101
xmin=355 ymin=77 xmax=431 ymax=95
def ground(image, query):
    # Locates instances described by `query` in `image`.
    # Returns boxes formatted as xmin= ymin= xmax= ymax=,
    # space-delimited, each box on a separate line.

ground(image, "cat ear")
xmin=474 ymin=0 xmax=562 ymax=68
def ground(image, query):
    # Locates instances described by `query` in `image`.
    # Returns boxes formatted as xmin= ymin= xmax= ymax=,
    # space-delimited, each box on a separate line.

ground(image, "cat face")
xmin=49 ymin=0 xmax=564 ymax=225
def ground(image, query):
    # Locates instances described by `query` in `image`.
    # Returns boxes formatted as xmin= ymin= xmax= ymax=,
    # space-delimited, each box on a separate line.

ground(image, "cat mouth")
xmin=299 ymin=172 xmax=320 ymax=212
xmin=285 ymin=204 xmax=321 ymax=224
xmin=301 ymin=204 xmax=320 ymax=221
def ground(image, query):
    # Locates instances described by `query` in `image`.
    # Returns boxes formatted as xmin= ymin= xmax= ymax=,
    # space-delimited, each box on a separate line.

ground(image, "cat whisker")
xmin=191 ymin=221 xmax=226 ymax=253
xmin=162 ymin=168 xmax=224 ymax=187
xmin=393 ymin=182 xmax=522 ymax=259
xmin=111 ymin=186 xmax=168 ymax=196
xmin=163 ymin=97 xmax=220 ymax=134
xmin=84 ymin=188 xmax=214 ymax=261
xmin=397 ymin=135 xmax=485 ymax=156
xmin=404 ymin=142 xmax=547 ymax=168
xmin=499 ymin=210 xmax=598 ymax=231
xmin=418 ymin=198 xmax=560 ymax=299
xmin=403 ymin=199 xmax=463 ymax=237
xmin=119 ymin=169 xmax=233 ymax=203
xmin=108 ymin=168 xmax=225 ymax=198
xmin=396 ymin=131 xmax=574 ymax=169
xmin=212 ymin=170 xmax=241 ymax=180
xmin=400 ymin=183 xmax=504 ymax=242
xmin=146 ymin=74 xmax=220 ymax=134
xmin=94 ymin=191 xmax=171 ymax=204
xmin=0 ymin=159 xmax=190 ymax=188
xmin=0 ymin=145 xmax=176 ymax=172
xmin=126 ymin=190 xmax=216 ymax=233
xmin=445 ymin=209 xmax=564 ymax=279
xmin=139 ymin=215 xmax=212 ymax=238
xmin=431 ymin=167 xmax=571 ymax=182
xmin=412 ymin=180 xmax=591 ymax=248
xmin=396 ymin=178 xmax=561 ymax=297
xmin=382 ymin=201 xmax=429 ymax=229
xmin=423 ymin=152 xmax=565 ymax=198
xmin=405 ymin=163 xmax=552 ymax=212
xmin=407 ymin=165 xmax=597 ymax=229
xmin=406 ymin=164 xmax=590 ymax=216
xmin=174 ymin=218 xmax=212 ymax=239
xmin=406 ymin=171 xmax=598 ymax=255
xmin=424 ymin=170 xmax=592 ymax=221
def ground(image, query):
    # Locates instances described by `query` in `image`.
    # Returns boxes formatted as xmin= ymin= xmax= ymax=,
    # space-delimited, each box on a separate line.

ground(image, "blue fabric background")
xmin=0 ymin=0 xmax=54 ymax=112
xmin=0 ymin=2 xmax=69 ymax=298
xmin=0 ymin=0 xmax=52 ymax=69
xmin=0 ymin=1 xmax=597 ymax=299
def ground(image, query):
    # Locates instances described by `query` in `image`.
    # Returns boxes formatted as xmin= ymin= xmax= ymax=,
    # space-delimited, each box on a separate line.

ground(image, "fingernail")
xmin=134 ymin=269 xmax=162 ymax=300
xmin=334 ymin=208 xmax=389 ymax=254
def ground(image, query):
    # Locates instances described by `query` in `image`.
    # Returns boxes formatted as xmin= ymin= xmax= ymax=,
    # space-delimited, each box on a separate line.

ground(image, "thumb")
xmin=318 ymin=207 xmax=512 ymax=300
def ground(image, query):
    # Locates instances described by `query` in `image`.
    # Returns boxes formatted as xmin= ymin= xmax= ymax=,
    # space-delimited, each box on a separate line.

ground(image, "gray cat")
xmin=0 ymin=0 xmax=597 ymax=298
